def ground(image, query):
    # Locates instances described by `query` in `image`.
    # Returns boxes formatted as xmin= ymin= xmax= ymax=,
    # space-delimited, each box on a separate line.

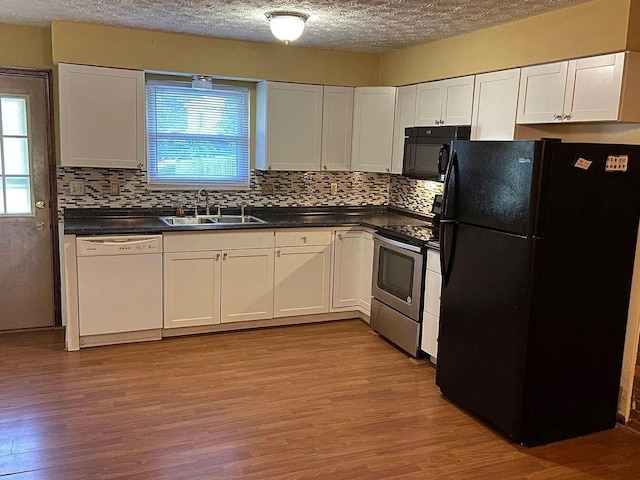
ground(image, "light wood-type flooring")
xmin=1 ymin=320 xmax=640 ymax=479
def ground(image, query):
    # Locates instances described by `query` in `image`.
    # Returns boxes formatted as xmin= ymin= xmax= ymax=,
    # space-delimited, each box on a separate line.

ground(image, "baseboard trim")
xmin=80 ymin=329 xmax=162 ymax=348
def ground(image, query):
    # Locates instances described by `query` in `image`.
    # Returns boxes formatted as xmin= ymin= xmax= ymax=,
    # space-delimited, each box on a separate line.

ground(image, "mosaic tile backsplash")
xmin=389 ymin=175 xmax=444 ymax=216
xmin=57 ymin=167 xmax=443 ymax=219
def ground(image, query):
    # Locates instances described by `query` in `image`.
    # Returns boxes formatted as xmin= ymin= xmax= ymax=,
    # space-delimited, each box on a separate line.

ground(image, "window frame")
xmin=145 ymin=78 xmax=251 ymax=191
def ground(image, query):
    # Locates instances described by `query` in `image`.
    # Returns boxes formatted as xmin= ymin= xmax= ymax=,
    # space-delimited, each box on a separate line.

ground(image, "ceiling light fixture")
xmin=265 ymin=11 xmax=309 ymax=45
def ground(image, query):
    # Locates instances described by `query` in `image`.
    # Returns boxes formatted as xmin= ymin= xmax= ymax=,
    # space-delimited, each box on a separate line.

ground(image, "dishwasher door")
xmin=77 ymin=236 xmax=163 ymax=336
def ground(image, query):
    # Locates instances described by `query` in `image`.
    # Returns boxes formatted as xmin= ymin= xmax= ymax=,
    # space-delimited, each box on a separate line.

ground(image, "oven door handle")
xmin=373 ymin=234 xmax=422 ymax=254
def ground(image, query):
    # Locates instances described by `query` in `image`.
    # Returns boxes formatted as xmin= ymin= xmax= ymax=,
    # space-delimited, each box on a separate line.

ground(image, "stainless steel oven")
xmin=371 ymin=233 xmax=425 ymax=357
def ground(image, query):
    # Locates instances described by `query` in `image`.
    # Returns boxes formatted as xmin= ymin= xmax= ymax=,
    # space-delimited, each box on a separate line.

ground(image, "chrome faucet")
xmin=240 ymin=203 xmax=246 ymax=218
xmin=197 ymin=188 xmax=210 ymax=216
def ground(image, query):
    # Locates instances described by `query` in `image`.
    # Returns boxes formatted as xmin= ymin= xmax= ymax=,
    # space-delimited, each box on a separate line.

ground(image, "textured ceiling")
xmin=0 ymin=0 xmax=589 ymax=54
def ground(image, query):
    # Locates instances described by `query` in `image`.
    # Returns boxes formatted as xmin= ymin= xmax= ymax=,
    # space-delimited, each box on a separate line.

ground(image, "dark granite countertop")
xmin=63 ymin=206 xmax=435 ymax=236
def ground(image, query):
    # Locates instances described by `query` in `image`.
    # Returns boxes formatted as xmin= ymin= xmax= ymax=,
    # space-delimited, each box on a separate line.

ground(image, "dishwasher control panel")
xmin=76 ymin=235 xmax=163 ymax=256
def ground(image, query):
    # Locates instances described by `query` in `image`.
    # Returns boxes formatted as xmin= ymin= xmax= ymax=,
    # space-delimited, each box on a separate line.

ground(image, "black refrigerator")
xmin=435 ymin=139 xmax=640 ymax=447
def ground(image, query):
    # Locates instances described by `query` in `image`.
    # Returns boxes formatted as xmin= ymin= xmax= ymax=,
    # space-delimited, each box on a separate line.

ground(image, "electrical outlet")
xmin=261 ymin=183 xmax=275 ymax=195
xmin=606 ymin=155 xmax=628 ymax=172
xmin=69 ymin=180 xmax=85 ymax=196
xmin=330 ymin=183 xmax=338 ymax=195
xmin=110 ymin=182 xmax=121 ymax=195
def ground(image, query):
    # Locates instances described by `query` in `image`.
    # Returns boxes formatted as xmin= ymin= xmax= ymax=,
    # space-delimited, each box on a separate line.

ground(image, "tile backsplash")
xmin=57 ymin=166 xmax=443 ymax=218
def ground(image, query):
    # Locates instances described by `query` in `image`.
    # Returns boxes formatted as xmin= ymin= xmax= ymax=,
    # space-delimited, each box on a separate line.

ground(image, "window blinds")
xmin=146 ymin=80 xmax=250 ymax=190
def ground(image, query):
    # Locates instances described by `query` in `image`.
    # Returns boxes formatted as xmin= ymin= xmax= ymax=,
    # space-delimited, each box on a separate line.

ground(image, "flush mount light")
xmin=265 ymin=11 xmax=309 ymax=45
xmin=192 ymin=75 xmax=213 ymax=89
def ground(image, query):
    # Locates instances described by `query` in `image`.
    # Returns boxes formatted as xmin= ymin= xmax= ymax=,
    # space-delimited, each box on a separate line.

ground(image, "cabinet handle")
xmin=223 ymin=252 xmax=228 ymax=260
xmin=563 ymin=114 xmax=572 ymax=120
xmin=276 ymin=250 xmax=281 ymax=257
xmin=302 ymin=236 xmax=307 ymax=243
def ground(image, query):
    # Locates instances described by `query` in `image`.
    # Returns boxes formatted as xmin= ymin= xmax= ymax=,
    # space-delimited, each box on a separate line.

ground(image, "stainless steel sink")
xmin=160 ymin=216 xmax=217 ymax=225
xmin=214 ymin=215 xmax=266 ymax=224
xmin=160 ymin=215 xmax=266 ymax=226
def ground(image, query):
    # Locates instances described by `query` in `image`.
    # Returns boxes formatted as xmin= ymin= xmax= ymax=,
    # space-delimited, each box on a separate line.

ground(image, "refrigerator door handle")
xmin=442 ymin=150 xmax=458 ymax=220
xmin=440 ymin=222 xmax=456 ymax=287
xmin=437 ymin=143 xmax=449 ymax=174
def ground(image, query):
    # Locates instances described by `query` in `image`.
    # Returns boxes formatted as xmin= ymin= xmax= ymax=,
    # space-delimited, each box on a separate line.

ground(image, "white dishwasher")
xmin=76 ymin=235 xmax=163 ymax=338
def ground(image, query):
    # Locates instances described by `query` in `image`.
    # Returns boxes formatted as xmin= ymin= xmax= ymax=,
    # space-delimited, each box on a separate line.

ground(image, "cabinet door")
xmin=414 ymin=81 xmax=444 ymax=126
xmin=441 ymin=75 xmax=475 ymax=126
xmin=332 ymin=231 xmax=362 ymax=309
xmin=564 ymin=52 xmax=624 ymax=122
xmin=321 ymin=86 xmax=353 ymax=171
xmin=351 ymin=87 xmax=396 ymax=173
xmin=517 ymin=61 xmax=568 ymax=124
xmin=471 ymin=69 xmax=521 ymax=140
xmin=391 ymin=85 xmax=417 ymax=174
xmin=59 ymin=63 xmax=146 ymax=169
xmin=358 ymin=231 xmax=375 ymax=317
xmin=220 ymin=248 xmax=274 ymax=323
xmin=274 ymin=245 xmax=331 ymax=317
xmin=256 ymin=82 xmax=323 ymax=171
xmin=163 ymin=251 xmax=221 ymax=328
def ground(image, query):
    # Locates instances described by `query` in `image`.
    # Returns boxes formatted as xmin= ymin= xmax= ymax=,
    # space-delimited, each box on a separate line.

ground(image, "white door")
xmin=414 ymin=81 xmax=444 ymax=126
xmin=163 ymin=251 xmax=221 ymax=328
xmin=258 ymin=82 xmax=323 ymax=171
xmin=471 ymin=68 xmax=521 ymax=140
xmin=358 ymin=231 xmax=375 ymax=317
xmin=274 ymin=245 xmax=331 ymax=317
xmin=0 ymin=71 xmax=56 ymax=330
xmin=564 ymin=52 xmax=624 ymax=122
xmin=220 ymin=248 xmax=274 ymax=323
xmin=332 ymin=231 xmax=361 ymax=309
xmin=517 ymin=61 xmax=568 ymax=124
xmin=440 ymin=75 xmax=475 ymax=125
xmin=391 ymin=85 xmax=417 ymax=174
xmin=351 ymin=87 xmax=396 ymax=173
xmin=321 ymin=86 xmax=353 ymax=171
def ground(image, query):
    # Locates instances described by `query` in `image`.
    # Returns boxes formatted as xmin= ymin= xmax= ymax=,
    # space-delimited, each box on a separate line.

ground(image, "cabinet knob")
xmin=323 ymin=165 xmax=327 ymax=170
xmin=216 ymin=253 xmax=221 ymax=260
xmin=137 ymin=163 xmax=143 ymax=168
xmin=276 ymin=250 xmax=281 ymax=257
xmin=223 ymin=252 xmax=228 ymax=260
xmin=563 ymin=114 xmax=572 ymax=120
xmin=553 ymin=114 xmax=562 ymax=120
xmin=268 ymin=165 xmax=272 ymax=171
xmin=302 ymin=236 xmax=307 ymax=243
xmin=385 ymin=168 xmax=390 ymax=173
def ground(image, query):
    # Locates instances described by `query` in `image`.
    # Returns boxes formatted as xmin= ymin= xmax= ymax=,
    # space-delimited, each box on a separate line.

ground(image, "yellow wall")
xmin=380 ymin=0 xmax=632 ymax=86
xmin=50 ymin=21 xmax=380 ymax=87
xmin=0 ymin=24 xmax=53 ymax=69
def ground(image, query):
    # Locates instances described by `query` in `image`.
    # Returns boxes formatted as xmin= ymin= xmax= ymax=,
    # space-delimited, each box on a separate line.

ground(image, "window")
xmin=0 ymin=96 xmax=32 ymax=215
xmin=146 ymin=80 xmax=250 ymax=189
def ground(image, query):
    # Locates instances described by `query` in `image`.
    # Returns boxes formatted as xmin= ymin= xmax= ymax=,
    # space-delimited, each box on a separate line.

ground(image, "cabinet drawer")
xmin=275 ymin=229 xmax=332 ymax=247
xmin=164 ymin=230 xmax=275 ymax=252
xmin=426 ymin=249 xmax=441 ymax=274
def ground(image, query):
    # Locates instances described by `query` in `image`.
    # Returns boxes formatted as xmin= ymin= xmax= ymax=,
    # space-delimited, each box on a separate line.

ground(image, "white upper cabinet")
xmin=321 ymin=86 xmax=354 ymax=172
xmin=517 ymin=52 xmax=639 ymax=124
xmin=58 ymin=63 xmax=146 ymax=169
xmin=415 ymin=76 xmax=474 ymax=126
xmin=256 ymin=81 xmax=324 ymax=171
xmin=351 ymin=87 xmax=396 ymax=173
xmin=391 ymin=85 xmax=417 ymax=174
xmin=471 ymin=68 xmax=521 ymax=140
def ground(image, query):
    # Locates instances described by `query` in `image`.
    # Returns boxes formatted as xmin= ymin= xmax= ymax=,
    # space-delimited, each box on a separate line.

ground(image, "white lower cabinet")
xmin=274 ymin=245 xmax=331 ymax=317
xmin=358 ymin=231 xmax=374 ymax=317
xmin=164 ymin=251 xmax=221 ymax=329
xmin=220 ymin=248 xmax=274 ymax=323
xmin=421 ymin=250 xmax=442 ymax=359
xmin=332 ymin=230 xmax=362 ymax=309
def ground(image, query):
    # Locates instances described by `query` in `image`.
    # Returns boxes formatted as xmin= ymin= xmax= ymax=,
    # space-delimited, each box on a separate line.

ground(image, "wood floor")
xmin=1 ymin=320 xmax=640 ymax=479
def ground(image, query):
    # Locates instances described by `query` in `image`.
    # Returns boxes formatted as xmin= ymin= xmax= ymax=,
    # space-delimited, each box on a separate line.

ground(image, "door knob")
xmin=36 ymin=200 xmax=45 ymax=209
xmin=35 ymin=222 xmax=45 ymax=231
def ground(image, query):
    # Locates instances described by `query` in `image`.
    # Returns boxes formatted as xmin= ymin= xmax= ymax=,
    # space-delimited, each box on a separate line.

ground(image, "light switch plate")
xmin=330 ymin=183 xmax=338 ymax=195
xmin=69 ymin=180 xmax=85 ymax=195
xmin=110 ymin=182 xmax=121 ymax=195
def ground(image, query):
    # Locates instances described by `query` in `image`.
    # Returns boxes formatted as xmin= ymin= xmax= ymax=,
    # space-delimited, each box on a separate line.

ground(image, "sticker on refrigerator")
xmin=574 ymin=158 xmax=592 ymax=170
xmin=605 ymin=155 xmax=628 ymax=172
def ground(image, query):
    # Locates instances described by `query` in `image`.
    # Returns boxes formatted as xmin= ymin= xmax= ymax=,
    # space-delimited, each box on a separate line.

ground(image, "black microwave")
xmin=402 ymin=126 xmax=471 ymax=181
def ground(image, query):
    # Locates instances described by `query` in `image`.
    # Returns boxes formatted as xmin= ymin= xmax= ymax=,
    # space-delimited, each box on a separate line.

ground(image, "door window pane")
xmin=3 ymin=137 xmax=29 ymax=174
xmin=5 ymin=177 xmax=31 ymax=214
xmin=1 ymin=98 xmax=27 ymax=136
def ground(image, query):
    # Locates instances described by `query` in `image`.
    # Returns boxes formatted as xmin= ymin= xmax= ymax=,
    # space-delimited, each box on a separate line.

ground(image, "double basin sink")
xmin=160 ymin=215 xmax=266 ymax=226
